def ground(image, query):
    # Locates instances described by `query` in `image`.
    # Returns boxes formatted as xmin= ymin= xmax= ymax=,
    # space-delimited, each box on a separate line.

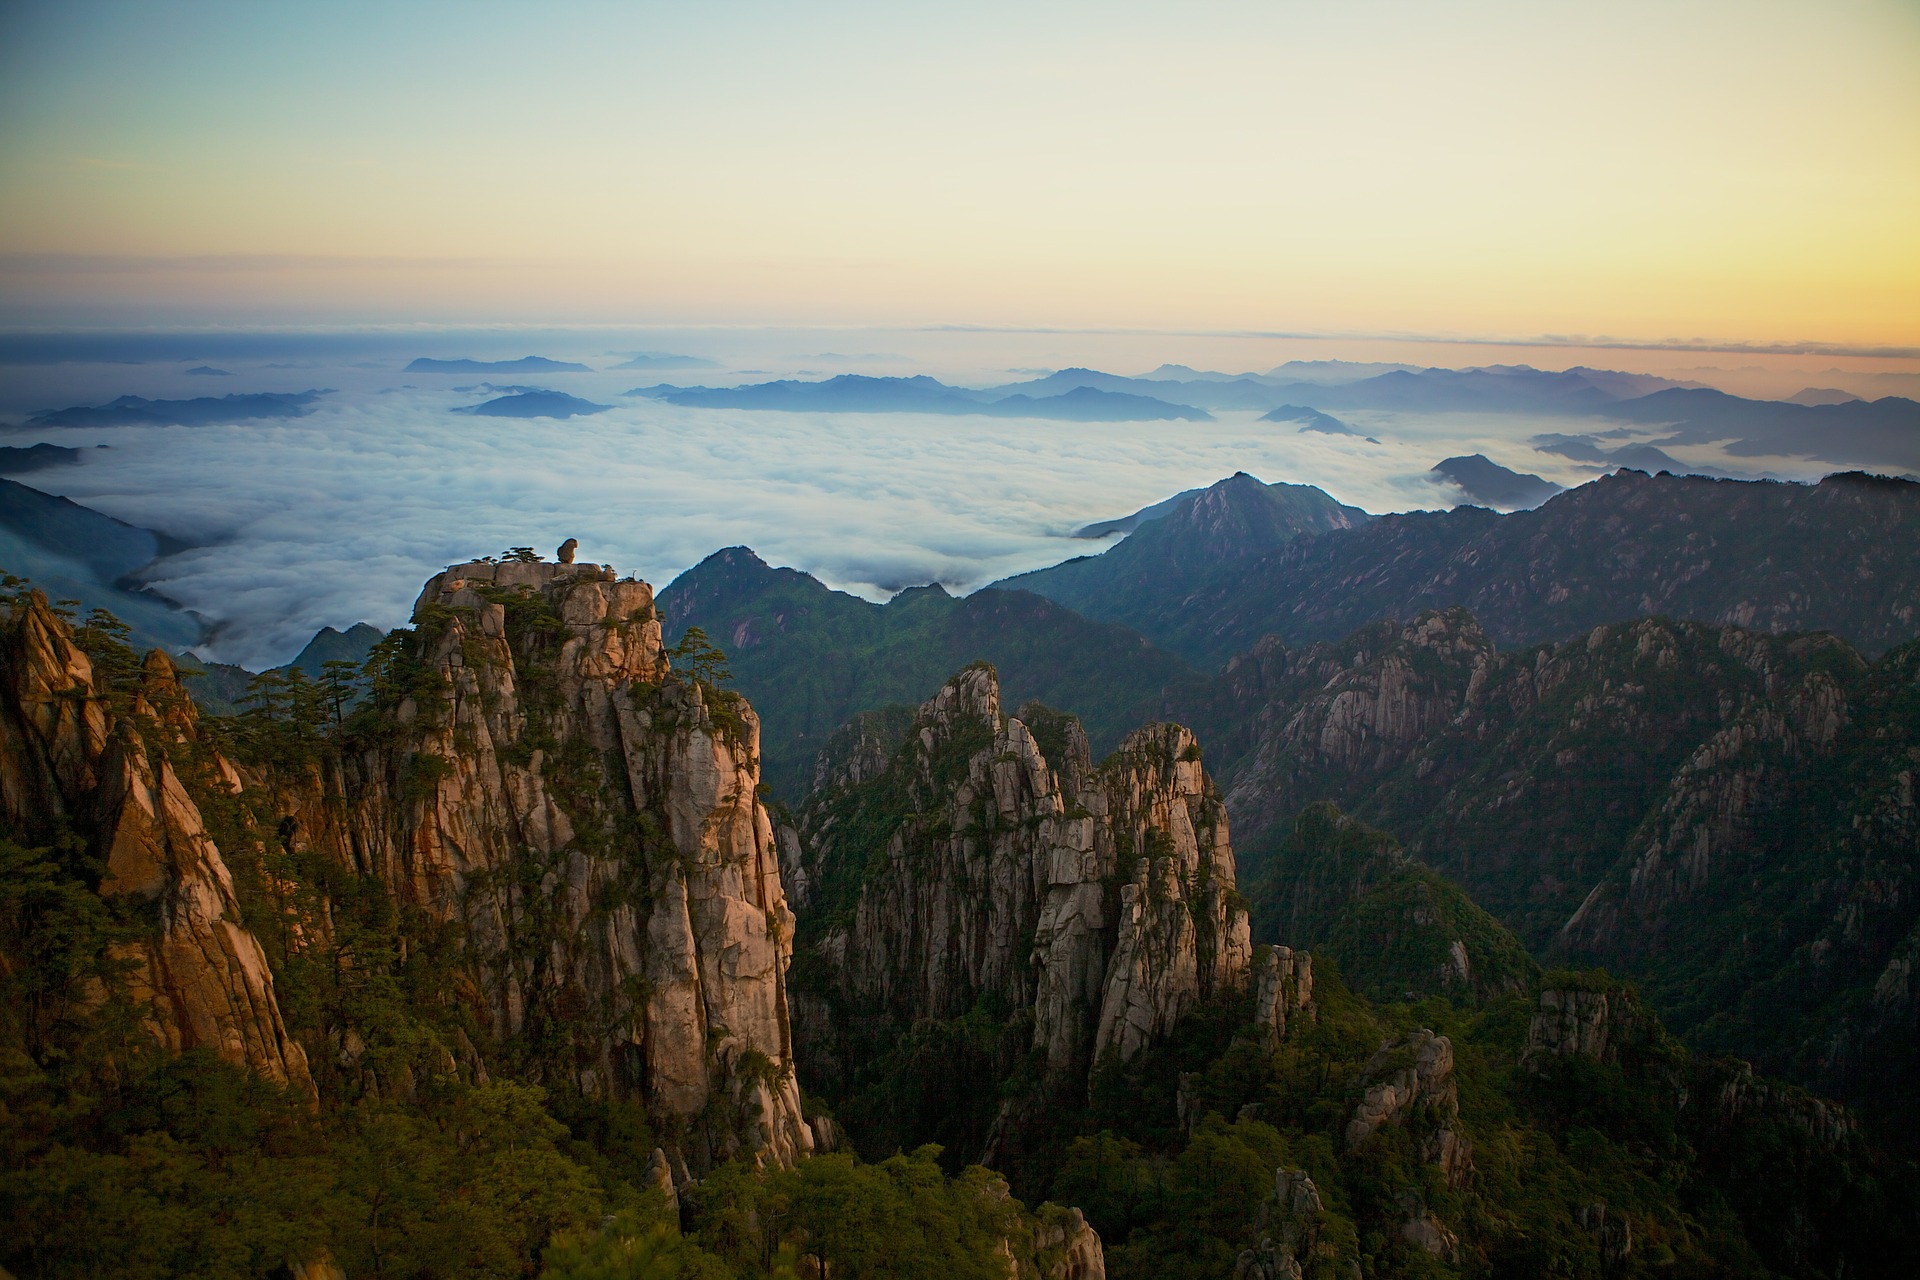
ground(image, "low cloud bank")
xmin=9 ymin=376 xmax=1823 ymax=669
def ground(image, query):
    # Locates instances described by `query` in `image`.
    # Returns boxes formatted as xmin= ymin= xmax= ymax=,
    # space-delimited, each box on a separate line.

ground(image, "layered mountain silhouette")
xmin=1429 ymin=453 xmax=1562 ymax=508
xmin=655 ymin=546 xmax=1198 ymax=798
xmin=26 ymin=390 xmax=327 ymax=428
xmin=0 ymin=476 xmax=201 ymax=649
xmin=1007 ymin=468 xmax=1920 ymax=667
xmin=633 ymin=373 xmax=1213 ymax=421
xmin=456 ymin=390 xmax=609 ymax=418
xmin=404 ymin=355 xmax=591 ymax=373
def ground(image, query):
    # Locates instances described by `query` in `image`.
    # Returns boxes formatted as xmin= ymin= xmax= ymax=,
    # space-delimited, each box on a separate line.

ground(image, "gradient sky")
xmin=2 ymin=0 xmax=1917 ymax=345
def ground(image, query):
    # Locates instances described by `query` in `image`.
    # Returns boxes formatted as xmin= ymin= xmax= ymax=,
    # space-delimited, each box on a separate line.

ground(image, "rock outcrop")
xmin=1193 ymin=605 xmax=1920 ymax=1121
xmin=1250 ymin=945 xmax=1314 ymax=1046
xmin=266 ymin=559 xmax=814 ymax=1172
xmin=1031 ymin=1205 xmax=1106 ymax=1280
xmin=788 ymin=666 xmax=1252 ymax=1127
xmin=0 ymin=592 xmax=314 ymax=1095
xmin=1521 ymin=981 xmax=1648 ymax=1071
xmin=1233 ymin=1167 xmax=1357 ymax=1280
xmin=1345 ymin=1030 xmax=1471 ymax=1188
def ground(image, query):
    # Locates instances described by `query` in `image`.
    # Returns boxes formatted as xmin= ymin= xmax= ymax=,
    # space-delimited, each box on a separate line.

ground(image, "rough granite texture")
xmin=268 ymin=560 xmax=816 ymax=1172
xmin=0 ymin=593 xmax=315 ymax=1095
xmin=1345 ymin=1029 xmax=1472 ymax=1189
xmin=791 ymin=666 xmax=1252 ymax=1107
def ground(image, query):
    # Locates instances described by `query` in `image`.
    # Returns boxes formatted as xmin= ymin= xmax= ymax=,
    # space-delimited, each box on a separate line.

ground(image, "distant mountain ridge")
xmin=26 ymin=390 xmax=327 ymax=428
xmin=654 ymin=546 xmax=1198 ymax=798
xmin=181 ymin=621 xmax=386 ymax=715
xmin=404 ymin=355 xmax=591 ymax=373
xmin=0 ymin=476 xmax=202 ymax=650
xmin=1430 ymin=454 xmax=1562 ymax=509
xmin=1012 ymin=468 xmax=1920 ymax=667
xmin=994 ymin=472 xmax=1372 ymax=653
xmin=0 ymin=443 xmax=82 ymax=474
xmin=456 ymin=390 xmax=609 ymax=418
xmin=632 ymin=373 xmax=1214 ymax=421
xmin=617 ymin=362 xmax=1920 ymax=470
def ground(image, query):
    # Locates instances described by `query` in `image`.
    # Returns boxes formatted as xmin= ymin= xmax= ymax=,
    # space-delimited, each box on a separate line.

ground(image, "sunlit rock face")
xmin=270 ymin=559 xmax=815 ymax=1172
xmin=786 ymin=663 xmax=1252 ymax=1130
xmin=0 ymin=593 xmax=313 ymax=1096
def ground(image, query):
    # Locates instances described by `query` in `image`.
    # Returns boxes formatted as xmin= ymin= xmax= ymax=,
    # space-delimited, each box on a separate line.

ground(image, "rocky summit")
xmin=783 ymin=664 xmax=1251 ymax=1130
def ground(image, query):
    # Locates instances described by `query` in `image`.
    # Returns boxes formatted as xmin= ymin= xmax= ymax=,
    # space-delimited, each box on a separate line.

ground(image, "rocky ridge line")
xmin=787 ymin=665 xmax=1253 ymax=1128
xmin=0 ymin=592 xmax=315 ymax=1094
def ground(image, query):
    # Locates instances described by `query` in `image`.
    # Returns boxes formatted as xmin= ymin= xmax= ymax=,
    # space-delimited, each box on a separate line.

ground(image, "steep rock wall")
xmin=264 ymin=559 xmax=814 ymax=1172
xmin=790 ymin=666 xmax=1251 ymax=1112
xmin=0 ymin=593 xmax=314 ymax=1094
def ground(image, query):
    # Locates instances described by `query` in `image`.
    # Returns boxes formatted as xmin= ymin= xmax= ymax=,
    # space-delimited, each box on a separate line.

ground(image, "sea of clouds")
xmin=1 ymin=336 xmax=1844 ymax=669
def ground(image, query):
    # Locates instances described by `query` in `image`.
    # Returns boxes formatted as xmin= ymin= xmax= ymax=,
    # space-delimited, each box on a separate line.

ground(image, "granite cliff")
xmin=2 ymin=560 xmax=817 ymax=1177
xmin=260 ymin=558 xmax=817 ymax=1172
xmin=0 ymin=591 xmax=313 ymax=1093
xmin=782 ymin=664 xmax=1253 ymax=1160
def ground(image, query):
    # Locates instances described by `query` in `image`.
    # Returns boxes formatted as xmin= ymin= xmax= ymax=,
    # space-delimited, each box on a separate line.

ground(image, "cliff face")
xmin=1345 ymin=1029 xmax=1472 ymax=1189
xmin=787 ymin=665 xmax=1251 ymax=1126
xmin=2 ymin=558 xmax=821 ymax=1176
xmin=0 ymin=592 xmax=313 ymax=1094
xmin=268 ymin=559 xmax=814 ymax=1171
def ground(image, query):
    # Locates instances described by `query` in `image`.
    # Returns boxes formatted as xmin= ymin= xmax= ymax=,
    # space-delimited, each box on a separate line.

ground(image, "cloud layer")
xmin=4 ymin=357 xmax=1832 ymax=669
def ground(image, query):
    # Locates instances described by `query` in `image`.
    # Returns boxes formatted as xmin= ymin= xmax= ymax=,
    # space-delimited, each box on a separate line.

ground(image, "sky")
xmin=2 ymin=0 xmax=1918 ymax=348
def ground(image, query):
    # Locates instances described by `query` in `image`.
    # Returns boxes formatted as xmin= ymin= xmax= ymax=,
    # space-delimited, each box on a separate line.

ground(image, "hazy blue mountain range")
xmin=632 ymin=373 xmax=1214 ymax=421
xmin=1138 ymin=359 xmax=1416 ymax=383
xmin=1071 ymin=486 xmax=1206 ymax=538
xmin=962 ymin=367 xmax=1920 ymax=473
xmin=456 ymin=390 xmax=609 ymax=418
xmin=0 ymin=443 xmax=82 ymax=474
xmin=181 ymin=621 xmax=386 ymax=715
xmin=1011 ymin=468 xmax=1920 ymax=667
xmin=1269 ymin=364 xmax=1685 ymax=413
xmin=1596 ymin=388 xmax=1920 ymax=468
xmin=1259 ymin=403 xmax=1363 ymax=435
xmin=0 ymin=476 xmax=201 ymax=650
xmin=25 ymin=390 xmax=328 ymax=428
xmin=1531 ymin=432 xmax=1687 ymax=473
xmin=183 ymin=365 xmax=231 ymax=376
xmin=1429 ymin=453 xmax=1562 ymax=508
xmin=610 ymin=350 xmax=720 ymax=369
xmin=990 ymin=367 xmax=1284 ymax=410
xmin=993 ymin=362 xmax=1690 ymax=415
xmin=654 ymin=546 xmax=1198 ymax=798
xmin=404 ymin=355 xmax=592 ymax=373
xmin=1787 ymin=386 xmax=1863 ymax=406
xmin=994 ymin=472 xmax=1371 ymax=648
xmin=1261 ymin=357 xmax=1424 ymax=382
xmin=982 ymin=384 xmax=1213 ymax=421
